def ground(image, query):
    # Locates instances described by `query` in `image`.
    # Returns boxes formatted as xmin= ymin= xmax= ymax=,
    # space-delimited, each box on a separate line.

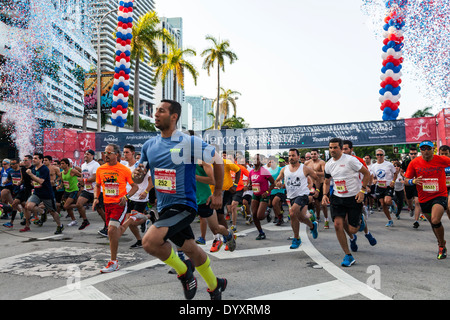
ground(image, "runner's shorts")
xmin=27 ymin=194 xmax=56 ymax=212
xmin=153 ymin=204 xmax=197 ymax=247
xmin=104 ymin=202 xmax=127 ymax=226
xmin=289 ymin=195 xmax=309 ymax=210
xmin=197 ymin=203 xmax=214 ymax=219
xmin=419 ymin=196 xmax=448 ymax=214
xmin=330 ymin=194 xmax=362 ymax=228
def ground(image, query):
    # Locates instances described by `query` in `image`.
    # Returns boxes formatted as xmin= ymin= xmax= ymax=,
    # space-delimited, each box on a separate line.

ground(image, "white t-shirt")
xmin=371 ymin=161 xmax=396 ymax=188
xmin=324 ymin=154 xmax=363 ymax=197
xmin=124 ymin=160 xmax=151 ymax=202
xmin=81 ymin=160 xmax=100 ymax=193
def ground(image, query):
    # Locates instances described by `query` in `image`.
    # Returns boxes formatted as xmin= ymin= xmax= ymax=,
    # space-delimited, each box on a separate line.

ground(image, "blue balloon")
xmin=387 ymin=40 xmax=396 ymax=48
xmin=379 ymin=88 xmax=386 ymax=95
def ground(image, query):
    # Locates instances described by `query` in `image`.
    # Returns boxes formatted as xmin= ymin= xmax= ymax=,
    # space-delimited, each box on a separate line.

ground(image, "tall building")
xmin=185 ymin=95 xmax=214 ymax=130
xmin=154 ymin=17 xmax=184 ymax=105
xmin=0 ymin=0 xmax=96 ymax=118
xmin=90 ymin=0 xmax=156 ymax=122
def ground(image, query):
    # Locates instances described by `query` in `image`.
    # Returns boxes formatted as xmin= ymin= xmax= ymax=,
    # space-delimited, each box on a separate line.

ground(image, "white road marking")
xmin=24 ymin=223 xmax=391 ymax=300
xmin=249 ymin=280 xmax=358 ymax=300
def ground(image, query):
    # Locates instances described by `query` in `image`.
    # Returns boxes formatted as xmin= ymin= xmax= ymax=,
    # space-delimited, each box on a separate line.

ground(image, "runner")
xmin=275 ymin=148 xmax=319 ymax=249
xmin=121 ymin=144 xmax=154 ymax=249
xmin=194 ymin=158 xmax=236 ymax=251
xmin=371 ymin=148 xmax=399 ymax=227
xmin=1 ymin=158 xmax=21 ymax=228
xmin=209 ymin=151 xmax=240 ymax=252
xmin=228 ymin=153 xmax=248 ymax=233
xmin=21 ymin=153 xmax=64 ymax=234
xmin=75 ymin=150 xmax=101 ymax=230
xmin=401 ymin=146 xmax=422 ymax=228
xmin=247 ymin=154 xmax=275 ymax=240
xmin=342 ymin=140 xmax=377 ymax=250
xmin=305 ymin=149 xmax=329 ymax=228
xmin=405 ymin=140 xmax=450 ymax=259
xmin=93 ymin=144 xmax=139 ymax=273
xmin=60 ymin=158 xmax=81 ymax=226
xmin=438 ymin=144 xmax=450 ymax=220
xmin=268 ymin=156 xmax=287 ymax=226
xmin=132 ymin=99 xmax=227 ymax=300
xmin=322 ymin=138 xmax=371 ymax=267
xmin=363 ymin=154 xmax=375 ymax=215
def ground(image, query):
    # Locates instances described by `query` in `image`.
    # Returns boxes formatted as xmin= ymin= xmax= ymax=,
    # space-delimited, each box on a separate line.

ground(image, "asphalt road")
xmin=0 ymin=204 xmax=449 ymax=302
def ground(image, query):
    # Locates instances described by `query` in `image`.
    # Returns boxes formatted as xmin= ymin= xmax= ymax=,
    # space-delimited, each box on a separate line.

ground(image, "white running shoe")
xmin=130 ymin=210 xmax=146 ymax=221
xmin=68 ymin=220 xmax=78 ymax=227
xmin=100 ymin=260 xmax=119 ymax=273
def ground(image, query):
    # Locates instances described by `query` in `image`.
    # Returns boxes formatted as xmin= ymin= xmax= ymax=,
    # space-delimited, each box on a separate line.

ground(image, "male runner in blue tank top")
xmin=132 ymin=100 xmax=226 ymax=300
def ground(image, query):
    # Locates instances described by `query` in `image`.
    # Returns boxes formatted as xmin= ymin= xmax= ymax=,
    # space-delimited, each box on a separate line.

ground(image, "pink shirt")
xmin=249 ymin=166 xmax=272 ymax=196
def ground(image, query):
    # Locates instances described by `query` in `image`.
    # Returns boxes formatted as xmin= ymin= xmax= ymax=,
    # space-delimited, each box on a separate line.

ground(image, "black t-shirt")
xmin=31 ymin=165 xmax=54 ymax=199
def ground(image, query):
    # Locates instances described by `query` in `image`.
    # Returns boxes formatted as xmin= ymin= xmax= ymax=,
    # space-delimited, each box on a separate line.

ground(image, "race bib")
xmin=33 ymin=181 xmax=41 ymax=188
xmin=252 ymin=182 xmax=261 ymax=194
xmin=334 ymin=180 xmax=348 ymax=194
xmin=154 ymin=168 xmax=176 ymax=194
xmin=104 ymin=182 xmax=119 ymax=197
xmin=377 ymin=180 xmax=387 ymax=188
xmin=63 ymin=180 xmax=70 ymax=189
xmin=12 ymin=177 xmax=21 ymax=186
xmin=422 ymin=178 xmax=439 ymax=192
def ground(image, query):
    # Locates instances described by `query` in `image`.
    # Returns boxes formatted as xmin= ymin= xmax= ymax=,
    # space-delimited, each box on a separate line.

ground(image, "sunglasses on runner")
xmin=376 ymin=154 xmax=384 ymax=156
xmin=419 ymin=146 xmax=432 ymax=151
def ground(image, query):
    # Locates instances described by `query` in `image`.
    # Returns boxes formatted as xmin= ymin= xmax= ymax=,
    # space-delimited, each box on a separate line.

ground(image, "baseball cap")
xmin=86 ymin=149 xmax=95 ymax=155
xmin=419 ymin=141 xmax=434 ymax=148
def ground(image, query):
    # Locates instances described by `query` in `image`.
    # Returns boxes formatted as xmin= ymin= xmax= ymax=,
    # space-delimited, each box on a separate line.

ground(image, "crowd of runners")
xmin=0 ymin=100 xmax=449 ymax=300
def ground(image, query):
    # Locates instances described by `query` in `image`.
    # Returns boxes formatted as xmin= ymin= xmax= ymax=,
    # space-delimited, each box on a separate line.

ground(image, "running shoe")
xmin=341 ymin=254 xmax=355 ymax=267
xmin=210 ymin=239 xmax=223 ymax=252
xmin=78 ymin=220 xmax=90 ymax=230
xmin=130 ymin=210 xmax=146 ymax=221
xmin=98 ymin=227 xmax=108 ymax=237
xmin=54 ymin=224 xmax=64 ymax=234
xmin=413 ymin=221 xmax=419 ymax=229
xmin=256 ymin=232 xmax=266 ymax=240
xmin=100 ymin=260 xmax=119 ymax=273
xmin=19 ymin=226 xmax=30 ymax=232
xmin=437 ymin=246 xmax=447 ymax=260
xmin=177 ymin=259 xmax=197 ymax=300
xmin=350 ymin=235 xmax=358 ymax=252
xmin=195 ymin=236 xmax=206 ymax=245
xmin=68 ymin=220 xmax=78 ymax=227
xmin=365 ymin=232 xmax=377 ymax=246
xmin=385 ymin=220 xmax=394 ymax=227
xmin=224 ymin=230 xmax=236 ymax=252
xmin=276 ymin=216 xmax=284 ymax=226
xmin=323 ymin=221 xmax=329 ymax=229
xmin=359 ymin=214 xmax=366 ymax=232
xmin=310 ymin=221 xmax=318 ymax=239
xmin=3 ymin=222 xmax=13 ymax=228
xmin=290 ymin=237 xmax=302 ymax=249
xmin=208 ymin=278 xmax=227 ymax=300
xmin=130 ymin=240 xmax=142 ymax=249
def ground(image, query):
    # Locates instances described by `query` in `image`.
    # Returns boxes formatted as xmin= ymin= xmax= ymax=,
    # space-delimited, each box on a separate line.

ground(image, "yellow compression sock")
xmin=195 ymin=256 xmax=217 ymax=291
xmin=163 ymin=248 xmax=187 ymax=276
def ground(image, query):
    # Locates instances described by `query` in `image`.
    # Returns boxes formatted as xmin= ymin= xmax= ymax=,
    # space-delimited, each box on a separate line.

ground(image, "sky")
xmin=155 ymin=0 xmax=433 ymax=129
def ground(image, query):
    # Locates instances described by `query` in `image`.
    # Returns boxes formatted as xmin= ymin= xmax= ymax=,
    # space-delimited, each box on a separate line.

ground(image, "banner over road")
xmin=91 ymin=116 xmax=436 ymax=152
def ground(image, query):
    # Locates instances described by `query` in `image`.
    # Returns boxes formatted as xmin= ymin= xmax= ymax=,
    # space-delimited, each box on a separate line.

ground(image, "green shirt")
xmin=62 ymin=168 xmax=79 ymax=192
xmin=196 ymin=164 xmax=212 ymax=205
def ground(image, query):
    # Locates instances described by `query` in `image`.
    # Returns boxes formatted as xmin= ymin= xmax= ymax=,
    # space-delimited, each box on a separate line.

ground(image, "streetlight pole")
xmin=95 ymin=8 xmax=115 ymax=133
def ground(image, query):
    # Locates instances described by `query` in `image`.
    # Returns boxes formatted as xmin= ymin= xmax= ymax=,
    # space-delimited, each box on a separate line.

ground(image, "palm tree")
xmin=130 ymin=11 xmax=173 ymax=132
xmin=154 ymin=41 xmax=199 ymax=102
xmin=211 ymin=87 xmax=241 ymax=124
xmin=201 ymin=35 xmax=238 ymax=129
xmin=221 ymin=115 xmax=248 ymax=129
xmin=411 ymin=106 xmax=433 ymax=118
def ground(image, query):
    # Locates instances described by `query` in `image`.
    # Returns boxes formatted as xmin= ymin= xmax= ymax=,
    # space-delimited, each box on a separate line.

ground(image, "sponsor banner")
xmin=84 ymin=72 xmax=114 ymax=114
xmin=202 ymin=120 xmax=407 ymax=151
xmin=95 ymin=132 xmax=158 ymax=152
xmin=46 ymin=116 xmax=439 ymax=157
